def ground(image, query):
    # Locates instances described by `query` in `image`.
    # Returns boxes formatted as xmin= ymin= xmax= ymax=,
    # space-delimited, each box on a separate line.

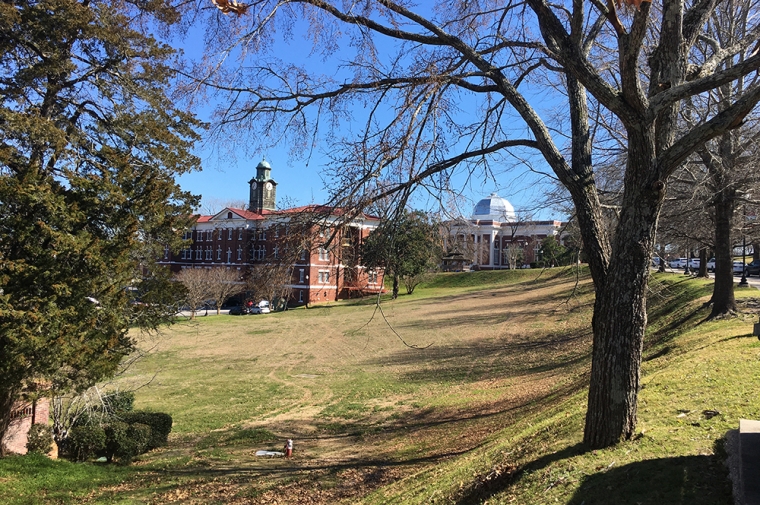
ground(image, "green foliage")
xmin=68 ymin=425 xmax=106 ymax=462
xmin=25 ymin=424 xmax=53 ymax=455
xmin=102 ymin=392 xmax=134 ymax=416
xmin=537 ymin=236 xmax=573 ymax=267
xmin=103 ymin=421 xmax=150 ymax=464
xmin=362 ymin=210 xmax=443 ymax=297
xmin=120 ymin=411 xmax=172 ymax=450
xmin=0 ymin=0 xmax=201 ymax=444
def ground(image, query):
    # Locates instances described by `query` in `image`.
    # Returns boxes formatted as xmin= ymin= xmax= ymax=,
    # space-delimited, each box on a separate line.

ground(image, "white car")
xmin=733 ymin=261 xmax=746 ymax=275
xmin=706 ymin=258 xmax=716 ymax=272
xmin=669 ymin=258 xmax=687 ymax=269
xmin=688 ymin=258 xmax=700 ymax=269
xmin=249 ymin=300 xmax=271 ymax=314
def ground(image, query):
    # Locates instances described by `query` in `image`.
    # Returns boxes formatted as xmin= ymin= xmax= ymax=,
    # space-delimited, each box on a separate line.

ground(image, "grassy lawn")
xmin=1 ymin=267 xmax=758 ymax=504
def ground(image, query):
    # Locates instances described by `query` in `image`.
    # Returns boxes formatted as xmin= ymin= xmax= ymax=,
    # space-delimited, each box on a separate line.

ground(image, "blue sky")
xmin=172 ymin=12 xmax=565 ymax=221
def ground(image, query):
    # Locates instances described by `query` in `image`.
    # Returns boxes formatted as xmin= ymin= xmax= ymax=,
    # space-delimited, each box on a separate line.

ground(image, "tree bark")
xmin=583 ymin=137 xmax=663 ymax=447
xmin=697 ymin=248 xmax=709 ymax=278
xmin=710 ymin=188 xmax=737 ymax=316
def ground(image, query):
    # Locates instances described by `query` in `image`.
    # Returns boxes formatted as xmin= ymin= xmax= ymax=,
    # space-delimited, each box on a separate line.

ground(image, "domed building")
xmin=442 ymin=194 xmax=565 ymax=271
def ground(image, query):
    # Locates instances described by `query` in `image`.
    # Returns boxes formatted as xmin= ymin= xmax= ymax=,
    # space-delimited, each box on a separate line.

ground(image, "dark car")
xmin=228 ymin=306 xmax=249 ymax=315
xmin=744 ymin=260 xmax=760 ymax=277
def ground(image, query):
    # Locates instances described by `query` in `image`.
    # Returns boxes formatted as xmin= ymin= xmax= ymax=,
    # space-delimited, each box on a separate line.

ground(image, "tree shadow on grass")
xmin=456 ymin=438 xmax=731 ymax=505
xmin=363 ymin=328 xmax=592 ymax=385
xmin=566 ymin=452 xmax=732 ymax=505
xmin=455 ymin=443 xmax=588 ymax=504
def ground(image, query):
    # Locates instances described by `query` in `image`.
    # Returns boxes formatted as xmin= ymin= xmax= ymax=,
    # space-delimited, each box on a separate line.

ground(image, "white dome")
xmin=471 ymin=193 xmax=516 ymax=221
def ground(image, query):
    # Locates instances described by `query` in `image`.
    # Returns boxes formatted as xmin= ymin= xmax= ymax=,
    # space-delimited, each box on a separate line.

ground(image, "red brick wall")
xmin=1 ymin=398 xmax=50 ymax=455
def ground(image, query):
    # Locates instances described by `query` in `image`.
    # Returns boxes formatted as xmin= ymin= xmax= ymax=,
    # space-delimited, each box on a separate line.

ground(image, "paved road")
xmin=659 ymin=267 xmax=760 ymax=289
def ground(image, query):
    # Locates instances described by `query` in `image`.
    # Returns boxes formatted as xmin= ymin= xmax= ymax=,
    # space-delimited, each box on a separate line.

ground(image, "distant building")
xmin=443 ymin=194 xmax=565 ymax=270
xmin=159 ymin=160 xmax=384 ymax=305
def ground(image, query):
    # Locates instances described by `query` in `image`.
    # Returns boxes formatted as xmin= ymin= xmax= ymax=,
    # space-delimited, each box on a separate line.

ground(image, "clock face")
xmin=265 ymin=182 xmax=273 ymax=191
xmin=251 ymin=181 xmax=257 ymax=189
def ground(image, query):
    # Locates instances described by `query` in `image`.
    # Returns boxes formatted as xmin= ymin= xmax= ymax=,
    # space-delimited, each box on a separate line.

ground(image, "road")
xmin=660 ymin=266 xmax=760 ymax=289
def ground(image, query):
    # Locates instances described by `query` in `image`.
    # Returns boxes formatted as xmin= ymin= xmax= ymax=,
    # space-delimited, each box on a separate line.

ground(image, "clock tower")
xmin=248 ymin=159 xmax=277 ymax=212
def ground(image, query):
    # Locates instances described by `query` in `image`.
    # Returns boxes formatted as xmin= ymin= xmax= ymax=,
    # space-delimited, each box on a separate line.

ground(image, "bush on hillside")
xmin=121 ymin=411 xmax=172 ymax=449
xmin=26 ymin=424 xmax=53 ymax=455
xmin=104 ymin=421 xmax=151 ymax=464
xmin=68 ymin=425 xmax=106 ymax=462
xmin=102 ymin=391 xmax=135 ymax=415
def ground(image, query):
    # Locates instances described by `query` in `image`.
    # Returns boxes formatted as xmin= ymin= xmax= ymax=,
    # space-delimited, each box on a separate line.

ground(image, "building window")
xmin=318 ymin=270 xmax=330 ymax=283
xmin=273 ymin=246 xmax=279 ymax=259
xmin=318 ymin=247 xmax=328 ymax=261
xmin=238 ymin=228 xmax=243 ymax=240
xmin=237 ymin=245 xmax=242 ymax=261
xmin=164 ymin=245 xmax=169 ymax=259
xmin=299 ymin=269 xmax=305 ymax=283
xmin=257 ymin=245 xmax=266 ymax=260
xmin=217 ymin=246 xmax=222 ymax=260
xmin=227 ymin=212 xmax=232 ymax=219
xmin=298 ymin=290 xmax=303 ymax=302
xmin=181 ymin=249 xmax=187 ymax=260
xmin=368 ymin=270 xmax=378 ymax=284
xmin=226 ymin=247 xmax=232 ymax=263
xmin=195 ymin=248 xmax=202 ymax=260
xmin=300 ymin=249 xmax=307 ymax=261
xmin=228 ymin=228 xmax=233 ymax=240
xmin=206 ymin=247 xmax=212 ymax=260
xmin=259 ymin=229 xmax=266 ymax=241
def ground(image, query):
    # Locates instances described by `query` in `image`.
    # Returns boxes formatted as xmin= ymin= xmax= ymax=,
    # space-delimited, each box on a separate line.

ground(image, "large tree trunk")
xmin=710 ymin=190 xmax=737 ymax=317
xmin=583 ymin=143 xmax=663 ymax=448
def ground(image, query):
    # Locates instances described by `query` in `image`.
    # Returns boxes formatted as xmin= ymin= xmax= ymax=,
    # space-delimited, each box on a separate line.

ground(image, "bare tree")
xmin=189 ymin=0 xmax=760 ymax=448
xmin=505 ymin=244 xmax=525 ymax=270
xmin=175 ymin=268 xmax=211 ymax=319
xmin=207 ymin=268 xmax=245 ymax=314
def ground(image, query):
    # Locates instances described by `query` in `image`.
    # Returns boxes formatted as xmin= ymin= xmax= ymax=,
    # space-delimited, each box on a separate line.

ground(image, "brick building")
xmin=159 ymin=160 xmax=384 ymax=305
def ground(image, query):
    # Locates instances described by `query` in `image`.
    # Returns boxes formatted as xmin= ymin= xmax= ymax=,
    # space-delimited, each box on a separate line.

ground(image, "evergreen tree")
xmin=362 ymin=211 xmax=442 ymax=298
xmin=0 ymin=0 xmax=201 ymax=453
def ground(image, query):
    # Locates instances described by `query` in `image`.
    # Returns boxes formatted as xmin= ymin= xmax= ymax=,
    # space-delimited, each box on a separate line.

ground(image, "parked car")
xmin=248 ymin=300 xmax=271 ymax=315
xmin=744 ymin=259 xmax=760 ymax=277
xmin=688 ymin=258 xmax=701 ymax=269
xmin=669 ymin=257 xmax=687 ymax=269
xmin=706 ymin=258 xmax=716 ymax=272
xmin=733 ymin=261 xmax=747 ymax=275
xmin=228 ymin=306 xmax=248 ymax=315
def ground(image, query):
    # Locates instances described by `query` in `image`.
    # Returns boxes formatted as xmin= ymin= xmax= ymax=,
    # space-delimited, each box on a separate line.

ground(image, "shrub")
xmin=68 ymin=425 xmax=106 ymax=462
xmin=104 ymin=421 xmax=152 ymax=464
xmin=102 ymin=391 xmax=135 ymax=415
xmin=26 ymin=424 xmax=53 ymax=455
xmin=121 ymin=411 xmax=172 ymax=449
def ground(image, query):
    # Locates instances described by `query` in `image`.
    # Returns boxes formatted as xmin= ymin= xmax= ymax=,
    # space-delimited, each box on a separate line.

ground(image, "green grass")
xmin=0 ymin=268 xmax=757 ymax=504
